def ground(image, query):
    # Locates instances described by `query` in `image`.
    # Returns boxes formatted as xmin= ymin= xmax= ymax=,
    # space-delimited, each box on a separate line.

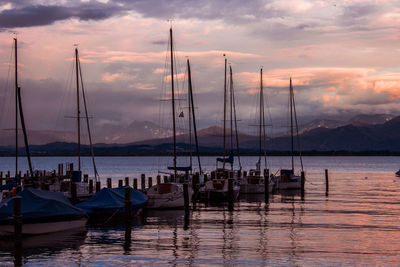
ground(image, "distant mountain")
xmin=297 ymin=113 xmax=394 ymax=135
xmin=3 ymin=116 xmax=400 ymax=156
xmin=0 ymin=120 xmax=172 ymax=146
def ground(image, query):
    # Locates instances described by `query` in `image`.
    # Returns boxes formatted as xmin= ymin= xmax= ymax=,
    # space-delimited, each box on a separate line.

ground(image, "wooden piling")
xmin=183 ymin=183 xmax=190 ymax=215
xmin=89 ymin=179 xmax=93 ymax=194
xmin=118 ymin=180 xmax=123 ymax=187
xmin=148 ymin=177 xmax=153 ymax=188
xmin=141 ymin=174 xmax=146 ymax=191
xmin=0 ymin=171 xmax=3 ymax=186
xmin=124 ymin=187 xmax=132 ymax=232
xmin=125 ymin=177 xmax=129 ymax=186
xmin=83 ymin=174 xmax=89 ymax=183
xmin=69 ymin=163 xmax=74 ymax=172
xmin=228 ymin=178 xmax=234 ymax=211
xmin=301 ymin=171 xmax=305 ymax=198
xmin=13 ymin=196 xmax=22 ymax=238
xmin=71 ymin=182 xmax=78 ymax=204
xmin=58 ymin=163 xmax=63 ymax=177
xmin=237 ymin=170 xmax=242 ymax=179
xmin=163 ymin=175 xmax=168 ymax=184
xmin=107 ymin=178 xmax=112 ymax=188
xmin=211 ymin=171 xmax=215 ymax=180
xmin=96 ymin=181 xmax=101 ymax=192
xmin=325 ymin=169 xmax=329 ymax=195
xmin=264 ymin=169 xmax=270 ymax=204
xmin=133 ymin=178 xmax=138 ymax=190
xmin=243 ymin=171 xmax=247 ymax=178
xmin=156 ymin=175 xmax=161 ymax=185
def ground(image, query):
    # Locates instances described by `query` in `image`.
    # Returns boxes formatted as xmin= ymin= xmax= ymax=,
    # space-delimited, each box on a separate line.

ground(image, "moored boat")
xmin=0 ymin=188 xmax=87 ymax=235
xmin=146 ymin=183 xmax=191 ymax=209
xmin=76 ymin=187 xmax=147 ymax=223
xmin=273 ymin=78 xmax=305 ymax=190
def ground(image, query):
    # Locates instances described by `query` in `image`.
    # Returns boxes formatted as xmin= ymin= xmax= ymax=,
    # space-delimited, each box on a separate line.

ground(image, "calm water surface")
xmin=0 ymin=156 xmax=400 ymax=266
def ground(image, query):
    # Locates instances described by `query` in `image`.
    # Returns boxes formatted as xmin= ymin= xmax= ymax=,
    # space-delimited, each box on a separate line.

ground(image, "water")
xmin=1 ymin=156 xmax=400 ymax=266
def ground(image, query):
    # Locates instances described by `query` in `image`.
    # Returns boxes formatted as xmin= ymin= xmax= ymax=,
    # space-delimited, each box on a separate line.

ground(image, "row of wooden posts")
xmin=12 ymin=169 xmax=331 ymax=238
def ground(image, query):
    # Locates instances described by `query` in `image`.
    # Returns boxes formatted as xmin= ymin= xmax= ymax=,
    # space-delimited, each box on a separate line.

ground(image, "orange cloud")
xmin=101 ymin=72 xmax=130 ymax=82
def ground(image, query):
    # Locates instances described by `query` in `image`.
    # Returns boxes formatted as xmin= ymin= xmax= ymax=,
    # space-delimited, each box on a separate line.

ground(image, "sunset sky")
xmin=0 ymin=0 xmax=400 ymax=135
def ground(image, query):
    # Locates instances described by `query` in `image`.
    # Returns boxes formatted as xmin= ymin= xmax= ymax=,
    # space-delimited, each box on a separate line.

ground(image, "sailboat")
xmin=240 ymin=68 xmax=274 ymax=194
xmin=48 ymin=47 xmax=99 ymax=200
xmin=146 ymin=27 xmax=199 ymax=209
xmin=273 ymin=78 xmax=304 ymax=190
xmin=199 ymin=58 xmax=240 ymax=202
xmin=0 ymin=37 xmax=34 ymax=195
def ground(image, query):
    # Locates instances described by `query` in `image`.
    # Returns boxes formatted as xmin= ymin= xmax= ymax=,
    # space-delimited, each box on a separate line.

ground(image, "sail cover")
xmin=217 ymin=154 xmax=234 ymax=164
xmin=76 ymin=187 xmax=148 ymax=215
xmin=0 ymin=188 xmax=86 ymax=223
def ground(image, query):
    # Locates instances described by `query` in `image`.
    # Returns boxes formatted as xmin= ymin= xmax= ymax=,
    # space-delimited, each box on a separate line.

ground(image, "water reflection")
xmin=1 ymin=171 xmax=400 ymax=265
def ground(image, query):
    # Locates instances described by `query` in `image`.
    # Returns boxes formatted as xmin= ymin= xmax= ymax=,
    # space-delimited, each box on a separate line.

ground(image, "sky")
xmin=0 ymin=0 xmax=400 ymax=136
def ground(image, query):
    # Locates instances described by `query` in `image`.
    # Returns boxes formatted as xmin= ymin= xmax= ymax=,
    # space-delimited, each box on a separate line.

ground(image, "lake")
xmin=0 ymin=156 xmax=400 ymax=266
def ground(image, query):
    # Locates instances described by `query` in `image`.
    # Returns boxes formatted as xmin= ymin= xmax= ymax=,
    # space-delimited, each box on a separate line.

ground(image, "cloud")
xmin=0 ymin=2 xmax=123 ymax=28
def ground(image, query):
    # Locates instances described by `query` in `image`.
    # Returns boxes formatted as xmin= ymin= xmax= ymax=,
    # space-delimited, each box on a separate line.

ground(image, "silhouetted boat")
xmin=240 ymin=68 xmax=274 ymax=194
xmin=273 ymin=78 xmax=304 ymax=190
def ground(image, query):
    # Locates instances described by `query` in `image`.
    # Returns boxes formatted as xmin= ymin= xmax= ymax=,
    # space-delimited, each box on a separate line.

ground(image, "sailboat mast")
xmin=188 ymin=60 xmax=192 ymax=173
xmin=258 ymin=68 xmax=263 ymax=170
xmin=229 ymin=66 xmax=233 ymax=171
xmin=262 ymin=69 xmax=267 ymax=169
xmin=170 ymin=27 xmax=177 ymax=178
xmin=290 ymin=77 xmax=294 ymax=172
xmin=75 ymin=48 xmax=81 ymax=171
xmin=223 ymin=57 xmax=227 ymax=171
xmin=187 ymin=59 xmax=202 ymax=174
xmin=14 ymin=38 xmax=18 ymax=178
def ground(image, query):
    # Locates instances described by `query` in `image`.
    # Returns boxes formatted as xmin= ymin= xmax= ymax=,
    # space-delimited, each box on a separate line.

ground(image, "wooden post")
xmin=243 ymin=171 xmax=247 ymax=178
xmin=204 ymin=173 xmax=208 ymax=183
xmin=96 ymin=181 xmax=101 ymax=192
xmin=69 ymin=163 xmax=74 ymax=172
xmin=133 ymin=178 xmax=138 ymax=190
xmin=229 ymin=171 xmax=233 ymax=179
xmin=13 ymin=196 xmax=22 ymax=238
xmin=157 ymin=175 xmax=161 ymax=185
xmin=211 ymin=171 xmax=215 ymax=180
xmin=124 ymin=187 xmax=132 ymax=238
xmin=192 ymin=173 xmax=199 ymax=191
xmin=118 ymin=179 xmax=123 ymax=187
xmin=0 ymin=171 xmax=3 ymax=186
xmin=71 ymin=182 xmax=78 ymax=204
xmin=264 ymin=169 xmax=269 ymax=204
xmin=183 ymin=183 xmax=190 ymax=215
xmin=148 ymin=177 xmax=153 ymax=188
xmin=89 ymin=179 xmax=93 ymax=194
xmin=301 ymin=171 xmax=305 ymax=198
xmin=83 ymin=174 xmax=89 ymax=183
xmin=141 ymin=174 xmax=146 ymax=191
xmin=325 ymin=169 xmax=329 ymax=195
xmin=237 ymin=170 xmax=242 ymax=179
xmin=125 ymin=177 xmax=129 ymax=186
xmin=107 ymin=178 xmax=112 ymax=188
xmin=228 ymin=178 xmax=234 ymax=211
xmin=163 ymin=175 xmax=168 ymax=184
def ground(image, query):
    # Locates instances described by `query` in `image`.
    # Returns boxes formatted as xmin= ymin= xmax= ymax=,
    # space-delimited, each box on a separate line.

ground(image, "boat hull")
xmin=239 ymin=183 xmax=274 ymax=194
xmin=0 ymin=218 xmax=87 ymax=235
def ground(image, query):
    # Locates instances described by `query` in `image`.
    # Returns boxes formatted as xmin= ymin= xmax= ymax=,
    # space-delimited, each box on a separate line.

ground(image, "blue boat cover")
xmin=217 ymin=154 xmax=234 ymax=164
xmin=0 ymin=188 xmax=86 ymax=222
xmin=76 ymin=187 xmax=148 ymax=215
xmin=167 ymin=166 xmax=192 ymax=172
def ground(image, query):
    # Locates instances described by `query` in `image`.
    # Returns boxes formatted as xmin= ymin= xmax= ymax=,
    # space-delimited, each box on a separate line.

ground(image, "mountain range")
xmin=1 ymin=113 xmax=400 ymax=155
